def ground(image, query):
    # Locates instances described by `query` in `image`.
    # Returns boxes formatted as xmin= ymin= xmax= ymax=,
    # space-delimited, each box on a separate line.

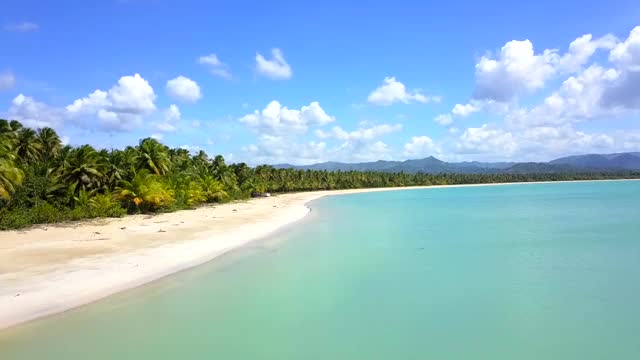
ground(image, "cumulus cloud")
xmin=495 ymin=27 xmax=640 ymax=130
xmin=519 ymin=125 xmax=614 ymax=157
xmin=239 ymin=100 xmax=334 ymax=135
xmin=512 ymin=65 xmax=618 ymax=127
xmin=0 ymin=70 xmax=16 ymax=90
xmin=601 ymin=26 xmax=640 ymax=109
xmin=8 ymin=94 xmax=64 ymax=128
xmin=4 ymin=21 xmax=39 ymax=32
xmin=155 ymin=104 xmax=181 ymax=133
xmin=609 ymin=26 xmax=640 ymax=70
xmin=243 ymin=120 xmax=401 ymax=165
xmin=452 ymin=103 xmax=480 ymax=117
xmin=66 ymin=73 xmax=156 ymax=131
xmin=368 ymin=77 xmax=437 ymax=106
xmin=601 ymin=69 xmax=640 ymax=109
xmin=450 ymin=120 xmax=626 ymax=161
xmin=315 ymin=124 xmax=401 ymax=162
xmin=474 ymin=40 xmax=558 ymax=101
xmin=340 ymin=140 xmax=394 ymax=162
xmin=255 ymin=48 xmax=292 ymax=79
xmin=244 ymin=135 xmax=327 ymax=164
xmin=558 ymin=33 xmax=617 ymax=72
xmin=456 ymin=124 xmax=518 ymax=156
xmin=198 ymin=54 xmax=231 ymax=79
xmin=315 ymin=123 xmax=402 ymax=141
xmin=434 ymin=114 xmax=453 ymax=125
xmin=472 ymin=31 xmax=623 ymax=104
xmin=166 ymin=76 xmax=202 ymax=103
xmin=403 ymin=136 xmax=441 ymax=158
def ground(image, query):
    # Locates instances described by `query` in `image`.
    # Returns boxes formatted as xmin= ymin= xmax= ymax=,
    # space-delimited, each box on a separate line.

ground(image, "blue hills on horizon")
xmin=273 ymin=152 xmax=640 ymax=174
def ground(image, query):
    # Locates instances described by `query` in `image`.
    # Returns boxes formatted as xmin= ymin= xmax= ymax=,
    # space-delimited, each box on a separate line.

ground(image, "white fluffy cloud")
xmin=8 ymin=94 xmax=64 ymax=128
xmin=600 ymin=26 xmax=640 ymax=109
xmin=315 ymin=124 xmax=401 ymax=162
xmin=368 ymin=77 xmax=437 ymax=106
xmin=66 ymin=73 xmax=156 ymax=131
xmin=558 ymin=34 xmax=617 ymax=72
xmin=452 ymin=103 xmax=480 ymax=117
xmin=240 ymin=100 xmax=334 ymax=134
xmin=244 ymin=135 xmax=327 ymax=164
xmin=456 ymin=124 xmax=518 ymax=156
xmin=242 ymin=120 xmax=401 ymax=165
xmin=450 ymin=122 xmax=628 ymax=161
xmin=255 ymin=48 xmax=292 ymax=80
xmin=166 ymin=76 xmax=202 ymax=103
xmin=198 ymin=54 xmax=231 ymax=79
xmin=155 ymin=104 xmax=181 ymax=133
xmin=338 ymin=140 xmax=394 ymax=162
xmin=507 ymin=65 xmax=620 ymax=127
xmin=609 ymin=26 xmax=640 ymax=70
xmin=472 ymin=31 xmax=622 ymax=103
xmin=315 ymin=123 xmax=402 ymax=141
xmin=4 ymin=21 xmax=39 ymax=32
xmin=519 ymin=125 xmax=614 ymax=158
xmin=0 ymin=70 xmax=16 ymax=90
xmin=434 ymin=114 xmax=453 ymax=125
xmin=474 ymin=40 xmax=558 ymax=101
xmin=403 ymin=136 xmax=441 ymax=158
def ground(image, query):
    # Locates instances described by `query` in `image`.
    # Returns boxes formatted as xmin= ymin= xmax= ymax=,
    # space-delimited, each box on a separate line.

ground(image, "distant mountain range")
xmin=273 ymin=152 xmax=640 ymax=174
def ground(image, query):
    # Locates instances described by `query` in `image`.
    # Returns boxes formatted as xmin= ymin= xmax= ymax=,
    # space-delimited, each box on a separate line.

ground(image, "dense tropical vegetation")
xmin=1 ymin=120 xmax=638 ymax=230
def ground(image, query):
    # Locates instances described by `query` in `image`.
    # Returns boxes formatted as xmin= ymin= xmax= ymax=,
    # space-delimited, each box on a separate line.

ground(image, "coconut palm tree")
xmin=115 ymin=169 xmax=174 ymax=211
xmin=200 ymin=175 xmax=228 ymax=202
xmin=0 ymin=119 xmax=13 ymax=136
xmin=15 ymin=128 xmax=43 ymax=164
xmin=169 ymin=173 xmax=206 ymax=207
xmin=137 ymin=138 xmax=170 ymax=176
xmin=36 ymin=127 xmax=62 ymax=162
xmin=60 ymin=145 xmax=106 ymax=197
xmin=0 ymin=138 xmax=24 ymax=200
xmin=0 ymin=119 xmax=23 ymax=137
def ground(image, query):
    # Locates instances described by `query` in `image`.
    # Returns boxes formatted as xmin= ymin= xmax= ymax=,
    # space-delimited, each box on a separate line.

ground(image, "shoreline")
xmin=0 ymin=178 xmax=637 ymax=331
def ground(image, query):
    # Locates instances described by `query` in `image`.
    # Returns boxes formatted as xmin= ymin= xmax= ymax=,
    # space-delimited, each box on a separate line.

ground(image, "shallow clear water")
xmin=1 ymin=181 xmax=640 ymax=359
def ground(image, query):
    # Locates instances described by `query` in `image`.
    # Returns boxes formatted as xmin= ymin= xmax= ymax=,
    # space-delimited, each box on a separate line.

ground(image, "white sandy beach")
xmin=0 ymin=180 xmax=636 ymax=330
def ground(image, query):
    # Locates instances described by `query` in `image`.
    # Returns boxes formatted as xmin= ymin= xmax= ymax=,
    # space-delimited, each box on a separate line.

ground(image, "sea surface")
xmin=1 ymin=181 xmax=639 ymax=359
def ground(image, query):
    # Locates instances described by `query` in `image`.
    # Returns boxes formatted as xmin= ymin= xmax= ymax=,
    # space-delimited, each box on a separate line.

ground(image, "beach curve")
xmin=0 ymin=180 xmax=636 ymax=331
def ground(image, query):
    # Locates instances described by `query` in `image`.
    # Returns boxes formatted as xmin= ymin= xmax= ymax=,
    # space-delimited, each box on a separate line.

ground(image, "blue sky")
xmin=1 ymin=0 xmax=639 ymax=165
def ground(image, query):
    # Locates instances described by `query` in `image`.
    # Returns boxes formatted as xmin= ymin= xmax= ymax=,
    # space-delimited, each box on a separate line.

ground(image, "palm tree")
xmin=170 ymin=173 xmax=206 ymax=207
xmin=60 ymin=145 xmax=106 ymax=197
xmin=169 ymin=148 xmax=191 ymax=172
xmin=0 ymin=138 xmax=24 ymax=200
xmin=0 ymin=119 xmax=23 ymax=137
xmin=36 ymin=127 xmax=62 ymax=162
xmin=0 ymin=119 xmax=13 ymax=136
xmin=115 ymin=169 xmax=174 ymax=211
xmin=15 ymin=128 xmax=43 ymax=164
xmin=137 ymin=138 xmax=170 ymax=176
xmin=200 ymin=175 xmax=228 ymax=202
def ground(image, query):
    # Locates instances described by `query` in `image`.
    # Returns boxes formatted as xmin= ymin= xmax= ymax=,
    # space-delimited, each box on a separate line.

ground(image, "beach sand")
xmin=0 ymin=186 xmax=427 ymax=330
xmin=0 ymin=180 xmax=635 ymax=330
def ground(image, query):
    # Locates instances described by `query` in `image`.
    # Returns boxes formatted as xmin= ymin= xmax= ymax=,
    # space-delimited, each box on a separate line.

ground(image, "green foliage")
xmin=0 ymin=119 xmax=639 ymax=230
xmin=137 ymin=138 xmax=170 ymax=176
xmin=115 ymin=169 xmax=174 ymax=212
xmin=90 ymin=193 xmax=127 ymax=217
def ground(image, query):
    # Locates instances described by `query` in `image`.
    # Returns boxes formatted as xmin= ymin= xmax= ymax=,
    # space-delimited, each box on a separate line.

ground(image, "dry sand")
xmin=0 ymin=180 xmax=635 ymax=330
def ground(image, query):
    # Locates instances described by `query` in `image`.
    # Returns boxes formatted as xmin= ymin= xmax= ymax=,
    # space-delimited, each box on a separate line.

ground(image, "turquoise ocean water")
xmin=1 ymin=181 xmax=639 ymax=359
